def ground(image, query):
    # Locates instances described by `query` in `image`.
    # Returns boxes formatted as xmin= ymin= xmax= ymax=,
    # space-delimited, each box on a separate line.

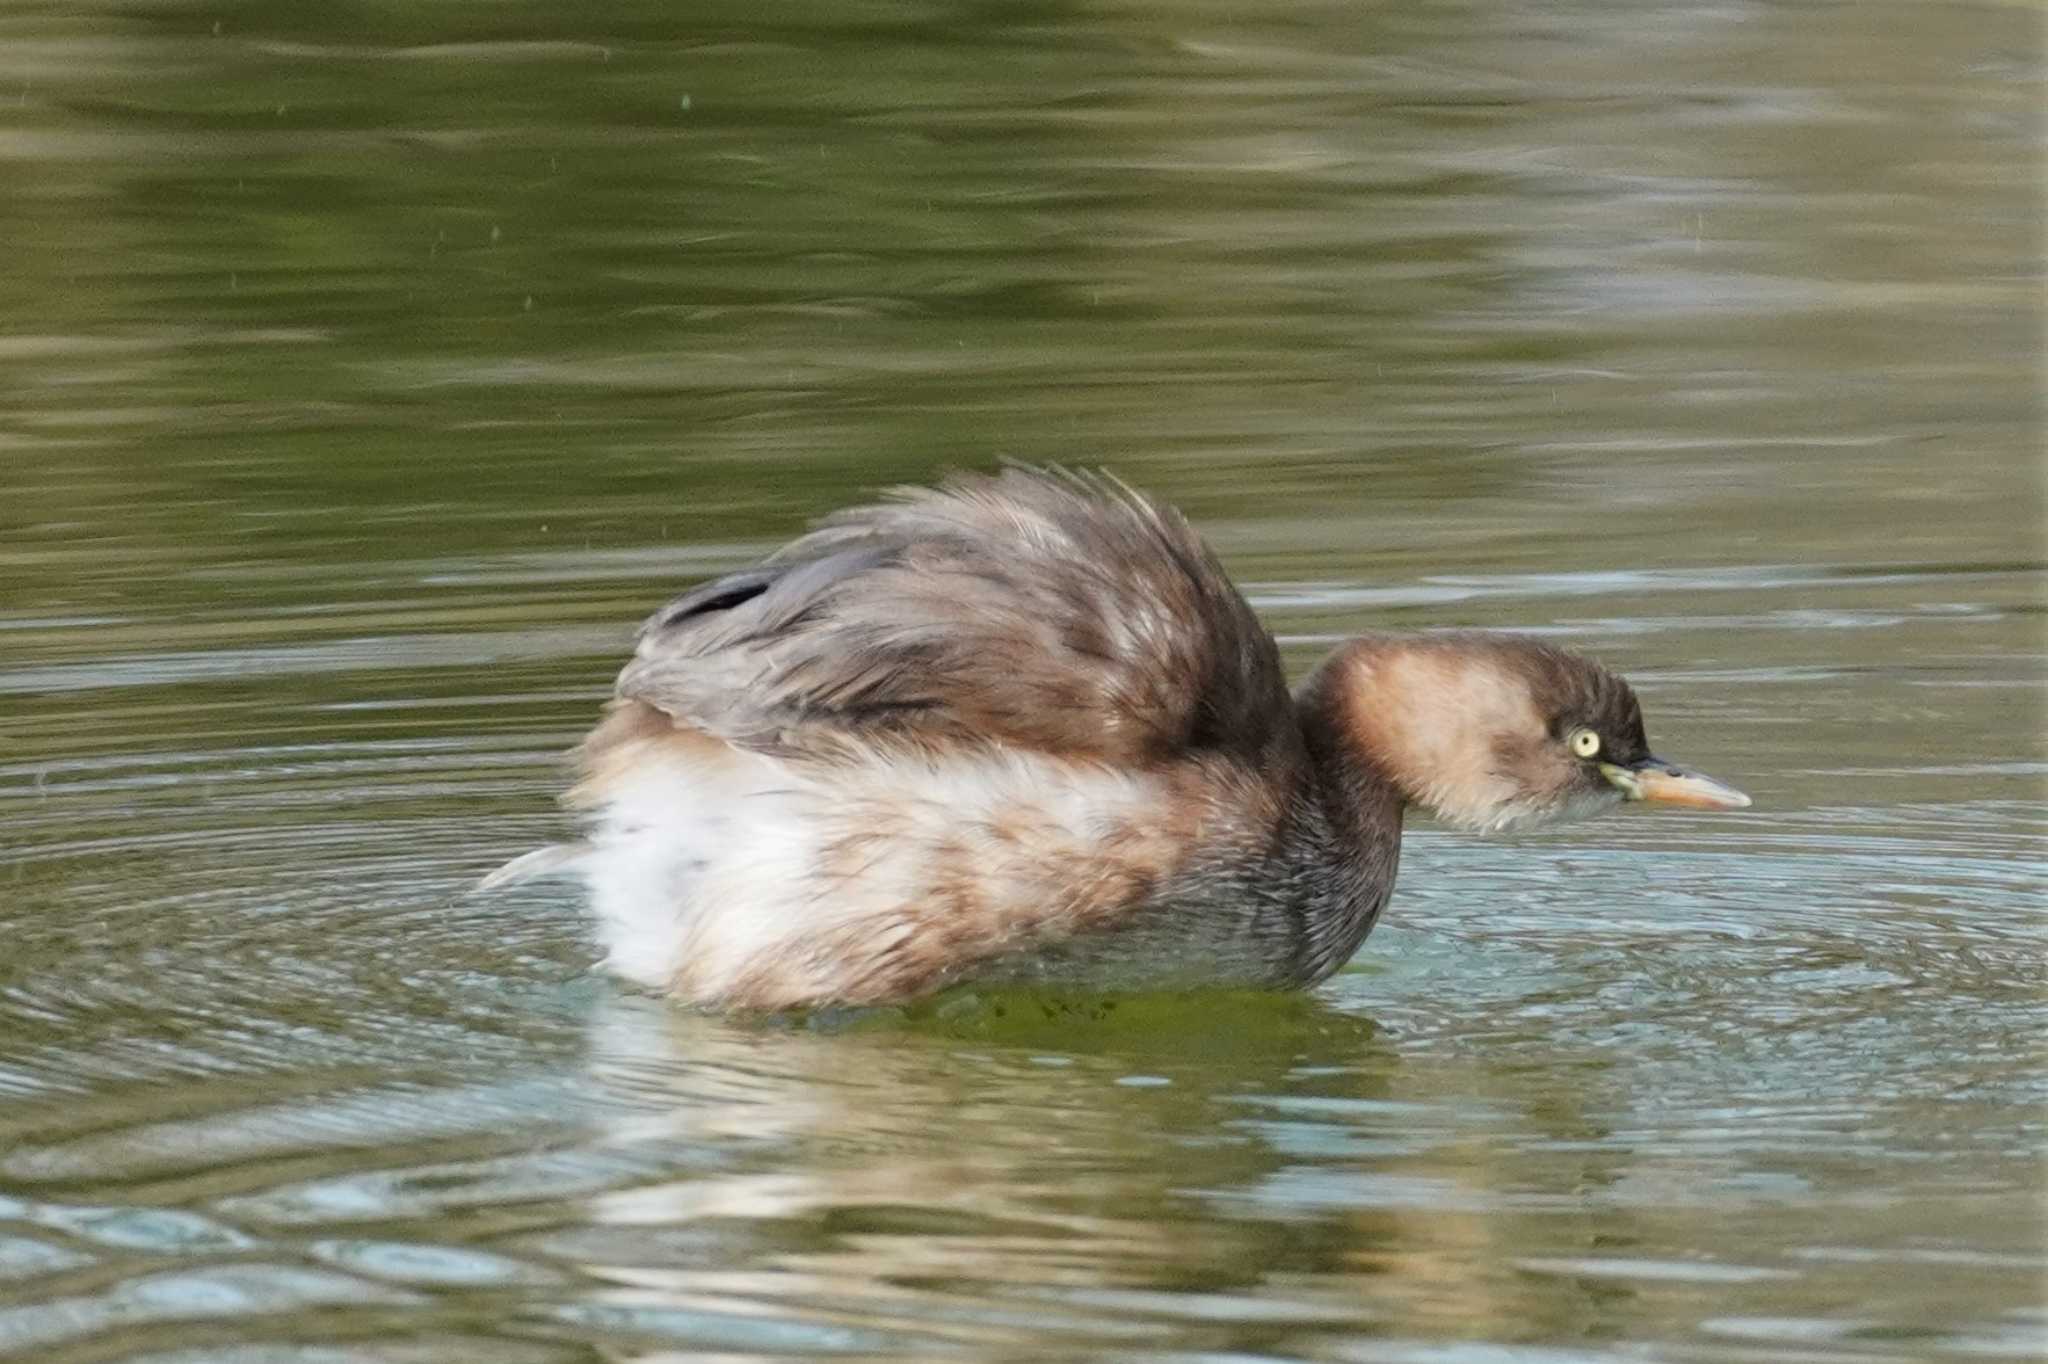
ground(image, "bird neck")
xmin=1282 ymin=661 xmax=1406 ymax=983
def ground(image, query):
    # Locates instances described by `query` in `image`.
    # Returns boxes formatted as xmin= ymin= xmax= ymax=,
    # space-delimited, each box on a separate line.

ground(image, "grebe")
xmin=484 ymin=468 xmax=1749 ymax=1009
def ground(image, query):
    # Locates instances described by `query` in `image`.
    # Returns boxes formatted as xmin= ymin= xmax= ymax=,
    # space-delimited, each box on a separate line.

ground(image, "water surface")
xmin=1 ymin=1 xmax=2043 ymax=1359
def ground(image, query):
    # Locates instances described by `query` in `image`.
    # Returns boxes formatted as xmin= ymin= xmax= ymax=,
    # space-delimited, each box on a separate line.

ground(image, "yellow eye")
xmin=1569 ymin=727 xmax=1602 ymax=758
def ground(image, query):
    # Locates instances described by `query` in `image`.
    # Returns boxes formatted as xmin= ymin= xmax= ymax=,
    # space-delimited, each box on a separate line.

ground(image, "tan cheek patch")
xmin=1349 ymin=650 xmax=1550 ymax=829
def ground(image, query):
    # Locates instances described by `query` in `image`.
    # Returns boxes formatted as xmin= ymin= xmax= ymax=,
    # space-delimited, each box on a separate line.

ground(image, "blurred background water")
xmin=1 ymin=1 xmax=2043 ymax=1360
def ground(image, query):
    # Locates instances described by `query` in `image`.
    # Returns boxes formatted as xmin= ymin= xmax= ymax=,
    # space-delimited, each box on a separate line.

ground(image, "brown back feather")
xmin=614 ymin=467 xmax=1293 ymax=768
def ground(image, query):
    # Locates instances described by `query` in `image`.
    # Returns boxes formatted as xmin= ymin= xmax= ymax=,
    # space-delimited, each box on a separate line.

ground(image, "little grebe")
xmin=485 ymin=468 xmax=1749 ymax=1009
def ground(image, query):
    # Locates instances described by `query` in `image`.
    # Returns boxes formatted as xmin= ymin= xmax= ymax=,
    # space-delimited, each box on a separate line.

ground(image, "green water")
xmin=2 ymin=2 xmax=2042 ymax=1359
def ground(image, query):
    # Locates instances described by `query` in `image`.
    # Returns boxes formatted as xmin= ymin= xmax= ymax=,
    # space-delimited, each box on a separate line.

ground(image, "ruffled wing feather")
xmin=613 ymin=467 xmax=1293 ymax=769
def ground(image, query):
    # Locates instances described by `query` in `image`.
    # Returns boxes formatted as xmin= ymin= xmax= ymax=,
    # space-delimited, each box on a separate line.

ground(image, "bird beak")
xmin=1599 ymin=756 xmax=1751 ymax=810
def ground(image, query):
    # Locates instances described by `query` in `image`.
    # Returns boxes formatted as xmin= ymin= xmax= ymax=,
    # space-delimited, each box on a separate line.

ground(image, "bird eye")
xmin=1568 ymin=727 xmax=1601 ymax=758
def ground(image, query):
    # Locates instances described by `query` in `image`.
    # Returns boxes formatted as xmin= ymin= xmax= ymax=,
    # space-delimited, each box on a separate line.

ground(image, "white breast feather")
xmin=577 ymin=739 xmax=1161 ymax=1002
